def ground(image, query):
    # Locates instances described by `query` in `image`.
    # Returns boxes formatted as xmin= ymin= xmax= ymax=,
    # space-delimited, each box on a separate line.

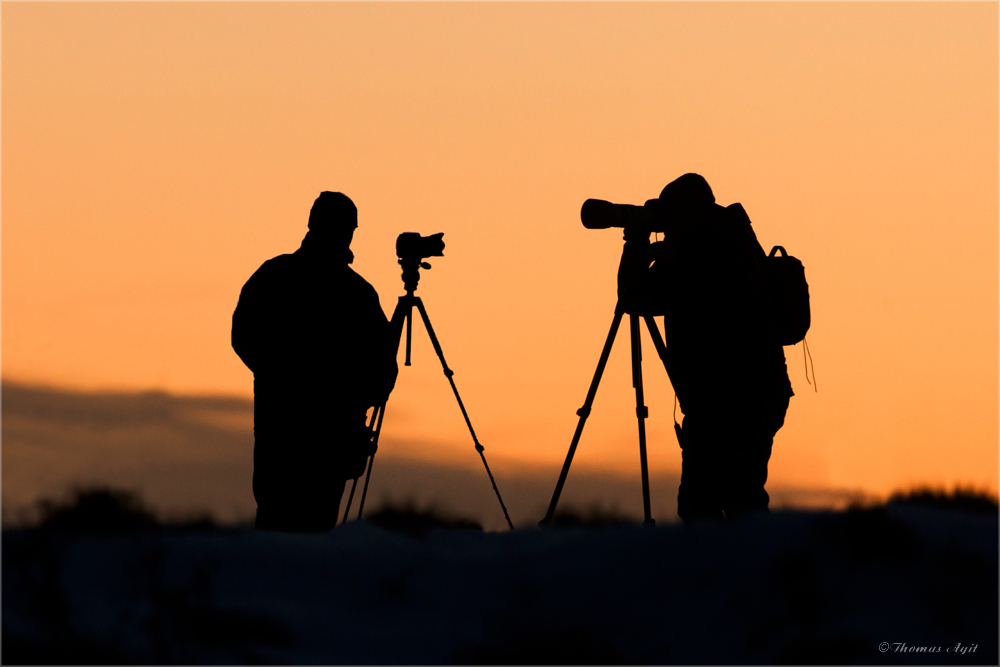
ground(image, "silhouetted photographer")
xmin=585 ymin=174 xmax=798 ymax=521
xmin=232 ymin=192 xmax=398 ymax=531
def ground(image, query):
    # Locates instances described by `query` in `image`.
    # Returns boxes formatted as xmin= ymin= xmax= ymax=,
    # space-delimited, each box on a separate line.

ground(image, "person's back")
xmin=655 ymin=198 xmax=790 ymax=409
xmin=648 ymin=174 xmax=792 ymax=519
xmin=232 ymin=192 xmax=397 ymax=531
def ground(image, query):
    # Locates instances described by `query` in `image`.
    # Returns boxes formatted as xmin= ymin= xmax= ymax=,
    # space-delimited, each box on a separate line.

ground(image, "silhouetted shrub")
xmin=365 ymin=503 xmax=482 ymax=539
xmin=166 ymin=512 xmax=218 ymax=531
xmin=38 ymin=488 xmax=159 ymax=537
xmin=888 ymin=486 xmax=998 ymax=515
xmin=12 ymin=488 xmax=222 ymax=536
xmin=550 ymin=504 xmax=637 ymax=527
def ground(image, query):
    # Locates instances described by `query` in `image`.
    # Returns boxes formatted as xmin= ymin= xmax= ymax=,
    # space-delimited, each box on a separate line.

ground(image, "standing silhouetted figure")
xmin=232 ymin=192 xmax=397 ymax=531
xmin=621 ymin=174 xmax=792 ymax=521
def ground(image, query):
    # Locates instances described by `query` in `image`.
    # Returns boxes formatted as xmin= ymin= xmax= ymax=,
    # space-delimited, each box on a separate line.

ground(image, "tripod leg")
xmin=643 ymin=315 xmax=669 ymax=376
xmin=340 ymin=404 xmax=381 ymax=524
xmin=540 ymin=305 xmax=625 ymax=526
xmin=412 ymin=297 xmax=515 ymax=530
xmin=357 ymin=403 xmax=386 ymax=520
xmin=389 ymin=295 xmax=413 ymax=357
xmin=631 ymin=314 xmax=654 ymax=526
xmin=341 ymin=479 xmax=358 ymax=525
xmin=346 ymin=298 xmax=413 ymax=524
xmin=405 ymin=305 xmax=413 ymax=366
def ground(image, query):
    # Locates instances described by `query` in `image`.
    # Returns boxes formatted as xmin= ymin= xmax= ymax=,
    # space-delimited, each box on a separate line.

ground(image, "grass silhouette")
xmin=887 ymin=485 xmax=997 ymax=515
xmin=364 ymin=502 xmax=483 ymax=538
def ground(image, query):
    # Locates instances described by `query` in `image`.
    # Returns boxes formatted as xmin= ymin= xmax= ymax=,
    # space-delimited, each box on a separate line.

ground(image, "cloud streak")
xmin=2 ymin=381 xmax=863 ymax=530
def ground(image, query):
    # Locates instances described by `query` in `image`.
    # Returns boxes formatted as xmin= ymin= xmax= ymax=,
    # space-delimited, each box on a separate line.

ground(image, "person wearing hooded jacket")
xmin=618 ymin=174 xmax=792 ymax=521
xmin=232 ymin=192 xmax=398 ymax=531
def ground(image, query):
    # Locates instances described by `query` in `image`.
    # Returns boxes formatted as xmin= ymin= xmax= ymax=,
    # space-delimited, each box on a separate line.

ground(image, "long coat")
xmin=232 ymin=245 xmax=398 ymax=512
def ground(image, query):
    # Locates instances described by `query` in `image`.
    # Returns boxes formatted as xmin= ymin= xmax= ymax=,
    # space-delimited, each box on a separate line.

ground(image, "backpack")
xmin=724 ymin=204 xmax=811 ymax=346
xmin=765 ymin=245 xmax=810 ymax=345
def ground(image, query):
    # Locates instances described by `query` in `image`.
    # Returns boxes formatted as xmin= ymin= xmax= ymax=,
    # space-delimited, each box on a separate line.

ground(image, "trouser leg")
xmin=719 ymin=435 xmax=773 ymax=517
xmin=723 ymin=394 xmax=789 ymax=517
xmin=676 ymin=394 xmax=789 ymax=521
xmin=676 ymin=412 xmax=725 ymax=521
xmin=255 ymin=478 xmax=347 ymax=532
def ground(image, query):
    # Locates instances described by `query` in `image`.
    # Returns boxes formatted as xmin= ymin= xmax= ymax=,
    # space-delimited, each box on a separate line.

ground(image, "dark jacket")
xmin=619 ymin=202 xmax=792 ymax=412
xmin=232 ymin=241 xmax=397 ymax=509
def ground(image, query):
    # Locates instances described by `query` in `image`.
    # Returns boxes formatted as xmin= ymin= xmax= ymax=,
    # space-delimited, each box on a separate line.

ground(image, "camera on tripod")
xmin=541 ymin=195 xmax=680 ymax=527
xmin=341 ymin=229 xmax=515 ymax=530
xmin=396 ymin=232 xmax=445 ymax=262
xmin=581 ymin=198 xmax=669 ymax=233
xmin=395 ymin=232 xmax=445 ymax=295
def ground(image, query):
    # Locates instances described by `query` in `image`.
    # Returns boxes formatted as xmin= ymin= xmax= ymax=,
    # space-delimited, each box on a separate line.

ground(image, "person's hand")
xmin=622 ymin=224 xmax=652 ymax=244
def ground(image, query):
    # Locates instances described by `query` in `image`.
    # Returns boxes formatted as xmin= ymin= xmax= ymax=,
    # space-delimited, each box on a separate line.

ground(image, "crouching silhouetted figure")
xmin=232 ymin=192 xmax=398 ymax=531
xmin=620 ymin=174 xmax=793 ymax=521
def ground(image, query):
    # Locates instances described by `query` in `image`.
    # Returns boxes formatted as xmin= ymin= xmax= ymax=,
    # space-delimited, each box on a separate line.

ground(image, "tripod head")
xmin=396 ymin=232 xmax=445 ymax=295
xmin=398 ymin=256 xmax=431 ymax=295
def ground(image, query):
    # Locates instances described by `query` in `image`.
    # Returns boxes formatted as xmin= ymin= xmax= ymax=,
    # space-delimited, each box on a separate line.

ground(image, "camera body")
xmin=396 ymin=232 xmax=445 ymax=294
xmin=396 ymin=232 xmax=445 ymax=261
xmin=581 ymin=198 xmax=669 ymax=234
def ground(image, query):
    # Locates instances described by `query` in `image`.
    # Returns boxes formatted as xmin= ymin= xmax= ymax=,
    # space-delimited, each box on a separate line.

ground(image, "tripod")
xmin=540 ymin=301 xmax=671 ymax=526
xmin=341 ymin=255 xmax=515 ymax=530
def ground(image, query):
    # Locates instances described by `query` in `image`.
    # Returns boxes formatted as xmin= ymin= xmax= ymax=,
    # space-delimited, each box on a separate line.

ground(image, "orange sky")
xmin=3 ymin=2 xmax=997 ymax=498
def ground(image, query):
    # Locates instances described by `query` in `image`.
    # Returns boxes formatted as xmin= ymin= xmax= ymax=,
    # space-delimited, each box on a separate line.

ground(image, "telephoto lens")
xmin=581 ymin=199 xmax=620 ymax=229
xmin=581 ymin=199 xmax=660 ymax=230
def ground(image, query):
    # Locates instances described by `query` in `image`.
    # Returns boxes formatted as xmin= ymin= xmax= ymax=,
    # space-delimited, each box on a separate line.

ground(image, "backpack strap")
xmin=727 ymin=203 xmax=767 ymax=258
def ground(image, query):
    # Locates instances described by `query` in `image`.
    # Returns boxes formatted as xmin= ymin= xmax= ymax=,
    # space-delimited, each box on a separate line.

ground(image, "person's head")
xmin=659 ymin=174 xmax=715 ymax=216
xmin=307 ymin=191 xmax=358 ymax=247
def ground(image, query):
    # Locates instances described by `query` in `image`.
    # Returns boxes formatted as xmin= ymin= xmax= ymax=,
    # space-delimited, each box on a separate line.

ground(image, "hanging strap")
xmin=803 ymin=337 xmax=817 ymax=392
xmin=672 ymin=394 xmax=684 ymax=447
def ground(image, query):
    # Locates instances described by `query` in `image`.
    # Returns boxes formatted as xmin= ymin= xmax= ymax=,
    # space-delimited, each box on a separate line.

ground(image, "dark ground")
xmin=2 ymin=489 xmax=997 ymax=665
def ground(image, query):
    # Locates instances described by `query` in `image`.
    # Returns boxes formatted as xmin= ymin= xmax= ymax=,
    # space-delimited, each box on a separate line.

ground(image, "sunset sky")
xmin=3 ymin=2 xmax=997 ymax=500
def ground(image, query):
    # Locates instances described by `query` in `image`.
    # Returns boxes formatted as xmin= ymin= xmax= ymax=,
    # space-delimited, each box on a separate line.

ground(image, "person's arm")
xmin=232 ymin=262 xmax=280 ymax=374
xmin=371 ymin=304 xmax=399 ymax=407
xmin=617 ymin=225 xmax=654 ymax=313
xmin=232 ymin=281 xmax=258 ymax=373
xmin=353 ymin=281 xmax=398 ymax=408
